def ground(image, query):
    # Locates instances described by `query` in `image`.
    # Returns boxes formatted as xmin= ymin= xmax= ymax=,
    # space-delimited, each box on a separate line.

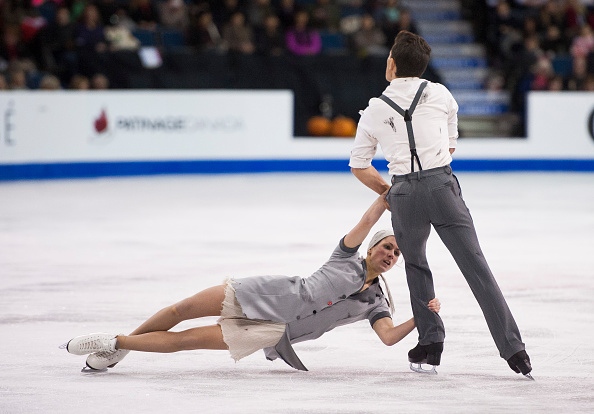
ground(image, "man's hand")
xmin=381 ymin=189 xmax=390 ymax=211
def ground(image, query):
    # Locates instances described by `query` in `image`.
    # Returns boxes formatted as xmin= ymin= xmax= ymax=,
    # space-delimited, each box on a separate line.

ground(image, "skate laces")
xmin=94 ymin=350 xmax=116 ymax=359
xmin=79 ymin=336 xmax=115 ymax=353
xmin=81 ymin=338 xmax=106 ymax=352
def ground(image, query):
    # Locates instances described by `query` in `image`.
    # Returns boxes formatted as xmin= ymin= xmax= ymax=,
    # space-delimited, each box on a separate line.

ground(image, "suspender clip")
xmin=403 ymin=109 xmax=411 ymax=122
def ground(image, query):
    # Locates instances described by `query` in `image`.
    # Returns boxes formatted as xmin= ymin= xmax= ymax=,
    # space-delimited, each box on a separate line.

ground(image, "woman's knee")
xmin=169 ymin=300 xmax=195 ymax=320
xmin=172 ymin=286 xmax=225 ymax=319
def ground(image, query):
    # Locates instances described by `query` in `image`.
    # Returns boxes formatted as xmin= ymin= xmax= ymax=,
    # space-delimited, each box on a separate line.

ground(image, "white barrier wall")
xmin=0 ymin=90 xmax=295 ymax=163
xmin=453 ymin=91 xmax=594 ymax=160
xmin=1 ymin=90 xmax=593 ymax=176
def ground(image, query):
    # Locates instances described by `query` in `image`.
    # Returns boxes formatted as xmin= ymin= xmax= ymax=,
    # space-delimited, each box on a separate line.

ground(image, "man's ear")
xmin=387 ymin=57 xmax=397 ymax=80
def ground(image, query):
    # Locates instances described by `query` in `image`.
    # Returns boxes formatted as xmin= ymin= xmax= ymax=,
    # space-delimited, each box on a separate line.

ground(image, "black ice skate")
xmin=408 ymin=342 xmax=443 ymax=375
xmin=507 ymin=350 xmax=534 ymax=380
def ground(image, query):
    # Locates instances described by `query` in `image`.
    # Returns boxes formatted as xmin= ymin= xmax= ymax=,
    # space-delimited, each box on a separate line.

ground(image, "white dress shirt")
xmin=349 ymin=77 xmax=459 ymax=176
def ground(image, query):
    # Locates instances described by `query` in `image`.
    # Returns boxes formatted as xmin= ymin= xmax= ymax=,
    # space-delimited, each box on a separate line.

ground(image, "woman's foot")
xmin=86 ymin=349 xmax=130 ymax=370
xmin=65 ymin=333 xmax=118 ymax=355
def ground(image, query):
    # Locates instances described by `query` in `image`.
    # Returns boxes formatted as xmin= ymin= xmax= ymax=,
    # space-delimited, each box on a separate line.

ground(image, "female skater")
xmin=63 ymin=192 xmax=440 ymax=371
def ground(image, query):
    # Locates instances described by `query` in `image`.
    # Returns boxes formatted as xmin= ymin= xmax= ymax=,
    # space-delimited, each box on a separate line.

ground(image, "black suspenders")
xmin=378 ymin=81 xmax=428 ymax=173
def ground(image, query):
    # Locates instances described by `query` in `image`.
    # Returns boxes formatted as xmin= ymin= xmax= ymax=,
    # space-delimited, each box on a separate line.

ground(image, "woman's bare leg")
xmin=129 ymin=285 xmax=226 ymax=336
xmin=117 ymin=325 xmax=228 ymax=353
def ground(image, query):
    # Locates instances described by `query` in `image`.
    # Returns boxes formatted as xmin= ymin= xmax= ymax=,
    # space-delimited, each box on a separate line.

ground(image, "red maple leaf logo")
xmin=94 ymin=109 xmax=108 ymax=133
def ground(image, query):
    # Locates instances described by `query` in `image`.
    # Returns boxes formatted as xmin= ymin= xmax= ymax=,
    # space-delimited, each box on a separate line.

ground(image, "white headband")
xmin=367 ymin=229 xmax=395 ymax=251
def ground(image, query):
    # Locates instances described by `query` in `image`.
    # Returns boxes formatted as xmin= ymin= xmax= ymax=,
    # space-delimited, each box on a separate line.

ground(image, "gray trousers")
xmin=386 ymin=165 xmax=525 ymax=360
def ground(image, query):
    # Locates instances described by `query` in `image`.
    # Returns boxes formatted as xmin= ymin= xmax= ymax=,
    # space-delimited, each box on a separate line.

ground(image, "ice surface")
xmin=1 ymin=172 xmax=593 ymax=413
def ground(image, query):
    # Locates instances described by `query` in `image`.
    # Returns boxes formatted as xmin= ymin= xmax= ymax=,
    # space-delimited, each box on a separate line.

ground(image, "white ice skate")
xmin=61 ymin=333 xmax=118 ymax=355
xmin=409 ymin=362 xmax=438 ymax=375
xmin=85 ymin=349 xmax=130 ymax=370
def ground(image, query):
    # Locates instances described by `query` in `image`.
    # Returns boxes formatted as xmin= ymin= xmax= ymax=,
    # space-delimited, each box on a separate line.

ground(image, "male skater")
xmin=349 ymin=30 xmax=532 ymax=378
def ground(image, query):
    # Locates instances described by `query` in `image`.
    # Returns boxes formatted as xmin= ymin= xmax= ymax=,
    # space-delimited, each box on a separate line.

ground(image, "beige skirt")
xmin=217 ymin=279 xmax=286 ymax=362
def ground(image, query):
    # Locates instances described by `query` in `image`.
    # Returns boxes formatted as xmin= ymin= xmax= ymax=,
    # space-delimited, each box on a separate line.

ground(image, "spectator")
xmin=547 ymin=74 xmax=564 ymax=90
xmin=486 ymin=70 xmax=506 ymax=91
xmin=247 ymin=0 xmax=276 ymax=29
xmin=158 ymin=0 xmax=189 ymax=32
xmin=7 ymin=65 xmax=28 ymax=89
xmin=374 ymin=0 xmax=401 ymax=26
xmin=563 ymin=0 xmax=587 ymax=39
xmin=38 ymin=73 xmax=61 ymax=89
xmin=522 ymin=15 xmax=539 ymax=38
xmin=129 ymin=0 xmax=159 ymax=31
xmin=74 ymin=4 xmax=107 ymax=54
xmin=308 ymin=0 xmax=341 ymax=32
xmin=104 ymin=12 xmax=141 ymax=51
xmin=91 ymin=73 xmax=110 ymax=89
xmin=212 ymin=0 xmax=244 ymax=28
xmin=505 ymin=34 xmax=543 ymax=135
xmin=19 ymin=10 xmax=48 ymax=72
xmin=70 ymin=0 xmax=89 ymax=22
xmin=394 ymin=8 xmax=419 ymax=36
xmin=222 ymin=11 xmax=255 ymax=54
xmin=540 ymin=22 xmax=567 ymax=55
xmin=489 ymin=0 xmax=523 ymax=65
xmin=583 ymin=74 xmax=594 ymax=91
xmin=95 ymin=0 xmax=120 ymax=26
xmin=1 ymin=1 xmax=27 ymax=27
xmin=110 ymin=8 xmax=138 ymax=32
xmin=538 ymin=0 xmax=565 ymax=35
xmin=73 ymin=4 xmax=107 ymax=78
xmin=374 ymin=0 xmax=402 ymax=46
xmin=0 ymin=24 xmax=31 ymax=63
xmin=530 ymin=55 xmax=554 ymax=90
xmin=352 ymin=14 xmax=387 ymax=57
xmin=254 ymin=13 xmax=285 ymax=56
xmin=187 ymin=10 xmax=223 ymax=53
xmin=277 ymin=0 xmax=297 ymax=30
xmin=570 ymin=24 xmax=594 ymax=59
xmin=567 ymin=55 xmax=588 ymax=90
xmin=0 ymin=73 xmax=7 ymax=90
xmin=40 ymin=6 xmax=77 ymax=77
xmin=286 ymin=9 xmax=322 ymax=55
xmin=69 ymin=74 xmax=89 ymax=89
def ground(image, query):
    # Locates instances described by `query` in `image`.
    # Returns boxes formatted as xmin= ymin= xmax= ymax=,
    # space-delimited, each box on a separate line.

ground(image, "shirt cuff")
xmin=369 ymin=311 xmax=392 ymax=327
xmin=339 ymin=236 xmax=360 ymax=253
xmin=348 ymin=157 xmax=373 ymax=169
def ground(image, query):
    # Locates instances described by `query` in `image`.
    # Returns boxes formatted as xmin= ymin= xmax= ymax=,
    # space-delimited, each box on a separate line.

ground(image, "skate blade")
xmin=524 ymin=373 xmax=535 ymax=381
xmin=81 ymin=366 xmax=107 ymax=373
xmin=410 ymin=362 xmax=438 ymax=375
xmin=58 ymin=342 xmax=68 ymax=350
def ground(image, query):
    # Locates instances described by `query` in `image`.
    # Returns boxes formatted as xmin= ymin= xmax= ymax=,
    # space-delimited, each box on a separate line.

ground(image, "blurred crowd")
xmin=477 ymin=0 xmax=594 ymax=94
xmin=0 ymin=0 xmax=420 ymax=90
xmin=466 ymin=0 xmax=594 ymax=135
xmin=1 ymin=0 xmax=593 ymax=100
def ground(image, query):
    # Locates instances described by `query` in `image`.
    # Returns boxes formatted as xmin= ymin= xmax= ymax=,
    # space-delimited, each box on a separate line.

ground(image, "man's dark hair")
xmin=390 ymin=31 xmax=431 ymax=78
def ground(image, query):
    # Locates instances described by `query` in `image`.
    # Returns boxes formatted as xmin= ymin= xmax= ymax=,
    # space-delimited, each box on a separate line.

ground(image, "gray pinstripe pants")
xmin=386 ymin=165 xmax=525 ymax=360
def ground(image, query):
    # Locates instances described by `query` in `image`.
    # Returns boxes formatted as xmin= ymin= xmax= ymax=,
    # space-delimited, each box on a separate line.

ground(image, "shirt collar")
xmin=391 ymin=77 xmax=421 ymax=85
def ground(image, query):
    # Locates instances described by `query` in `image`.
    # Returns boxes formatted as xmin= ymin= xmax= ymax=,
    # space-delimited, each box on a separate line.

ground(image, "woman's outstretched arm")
xmin=372 ymin=298 xmax=441 ymax=346
xmin=372 ymin=317 xmax=415 ymax=346
xmin=343 ymin=191 xmax=390 ymax=249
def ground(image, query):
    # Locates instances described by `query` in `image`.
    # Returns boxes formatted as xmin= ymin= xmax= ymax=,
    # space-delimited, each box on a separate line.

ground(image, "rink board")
xmin=1 ymin=90 xmax=593 ymax=179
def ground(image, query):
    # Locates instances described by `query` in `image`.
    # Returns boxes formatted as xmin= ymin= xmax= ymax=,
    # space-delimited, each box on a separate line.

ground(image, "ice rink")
xmin=1 ymin=171 xmax=593 ymax=413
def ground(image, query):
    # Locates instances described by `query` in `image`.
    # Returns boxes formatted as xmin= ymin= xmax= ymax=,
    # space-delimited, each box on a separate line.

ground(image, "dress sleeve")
xmin=367 ymin=298 xmax=391 ymax=327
